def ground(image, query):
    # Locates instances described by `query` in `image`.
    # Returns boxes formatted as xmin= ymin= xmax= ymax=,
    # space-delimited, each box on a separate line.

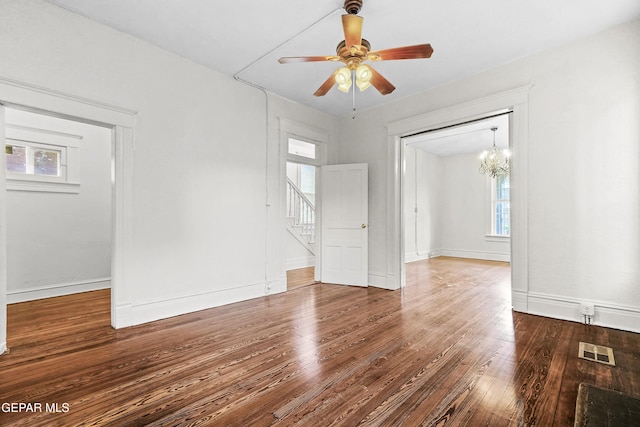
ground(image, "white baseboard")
xmin=0 ymin=342 xmax=6 ymax=355
xmin=511 ymin=290 xmax=528 ymax=312
xmin=113 ymin=302 xmax=133 ymax=329
xmin=428 ymin=249 xmax=443 ymax=258
xmin=526 ymin=291 xmax=640 ymax=333
xmin=122 ymin=281 xmax=282 ymax=327
xmin=270 ymin=276 xmax=287 ymax=295
xmin=369 ymin=272 xmax=400 ymax=290
xmin=405 ymin=251 xmax=430 ymax=263
xmin=440 ymin=249 xmax=510 ymax=262
xmin=286 ymin=256 xmax=315 ymax=270
xmin=7 ymin=278 xmax=111 ymax=304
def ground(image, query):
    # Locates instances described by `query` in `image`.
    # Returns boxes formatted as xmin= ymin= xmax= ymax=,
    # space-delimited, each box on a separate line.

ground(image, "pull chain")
xmin=352 ymin=69 xmax=356 ymax=119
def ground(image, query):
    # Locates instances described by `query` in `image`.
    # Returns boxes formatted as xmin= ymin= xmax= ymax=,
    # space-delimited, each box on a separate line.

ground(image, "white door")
xmin=320 ymin=163 xmax=368 ymax=286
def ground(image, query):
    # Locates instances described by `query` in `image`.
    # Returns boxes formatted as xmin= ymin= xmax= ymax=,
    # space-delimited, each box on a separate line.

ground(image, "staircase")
xmin=286 ymin=178 xmax=315 ymax=255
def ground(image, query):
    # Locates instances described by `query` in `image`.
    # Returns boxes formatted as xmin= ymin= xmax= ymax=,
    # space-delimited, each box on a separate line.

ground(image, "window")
xmin=491 ymin=174 xmax=510 ymax=236
xmin=288 ymin=138 xmax=317 ymax=160
xmin=4 ymin=113 xmax=81 ymax=193
xmin=6 ymin=142 xmax=63 ymax=179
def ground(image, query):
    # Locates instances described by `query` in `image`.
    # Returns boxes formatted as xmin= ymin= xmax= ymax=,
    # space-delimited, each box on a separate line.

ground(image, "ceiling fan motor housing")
xmin=336 ymin=39 xmax=371 ymax=69
xmin=344 ymin=0 xmax=363 ymax=14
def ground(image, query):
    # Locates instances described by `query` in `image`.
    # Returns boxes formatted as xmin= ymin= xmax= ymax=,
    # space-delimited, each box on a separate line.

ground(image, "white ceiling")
xmin=44 ymin=0 xmax=640 ymax=117
xmin=404 ymin=113 xmax=509 ymax=157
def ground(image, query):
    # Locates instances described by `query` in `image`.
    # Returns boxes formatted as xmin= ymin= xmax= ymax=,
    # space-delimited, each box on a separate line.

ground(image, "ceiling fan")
xmin=278 ymin=0 xmax=433 ymax=97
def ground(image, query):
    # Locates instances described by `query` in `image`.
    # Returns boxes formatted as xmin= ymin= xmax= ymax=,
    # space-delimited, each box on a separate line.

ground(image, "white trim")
xmin=511 ymin=290 xmax=528 ymax=312
xmin=405 ymin=251 xmax=430 ymax=263
xmin=270 ymin=276 xmax=287 ymax=295
xmin=485 ymin=235 xmax=510 ymax=242
xmin=279 ymin=118 xmax=328 ymax=287
xmin=438 ymin=249 xmax=510 ymax=263
xmin=279 ymin=118 xmax=330 ymax=145
xmin=111 ymin=126 xmax=135 ymax=328
xmin=386 ymin=135 xmax=404 ymax=291
xmin=0 ymin=75 xmax=137 ymax=335
xmin=0 ymin=106 xmax=6 ymax=354
xmin=7 ymin=278 xmax=110 ymax=304
xmin=387 ymin=85 xmax=531 ymax=298
xmin=368 ymin=272 xmax=393 ymax=290
xmin=0 ymin=75 xmax=136 ymax=127
xmin=125 ymin=281 xmax=279 ymax=327
xmin=6 ymin=179 xmax=80 ymax=193
xmin=527 ymin=292 xmax=640 ymax=333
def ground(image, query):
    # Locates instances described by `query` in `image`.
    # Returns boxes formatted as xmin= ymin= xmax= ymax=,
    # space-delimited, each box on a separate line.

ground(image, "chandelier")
xmin=479 ymin=126 xmax=510 ymax=178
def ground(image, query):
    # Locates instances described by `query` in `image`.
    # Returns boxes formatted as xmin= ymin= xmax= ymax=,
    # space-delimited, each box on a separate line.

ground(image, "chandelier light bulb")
xmin=479 ymin=126 xmax=510 ymax=178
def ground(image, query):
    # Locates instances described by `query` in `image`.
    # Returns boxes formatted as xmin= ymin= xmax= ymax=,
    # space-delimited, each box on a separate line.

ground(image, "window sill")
xmin=485 ymin=234 xmax=510 ymax=243
xmin=7 ymin=179 xmax=80 ymax=194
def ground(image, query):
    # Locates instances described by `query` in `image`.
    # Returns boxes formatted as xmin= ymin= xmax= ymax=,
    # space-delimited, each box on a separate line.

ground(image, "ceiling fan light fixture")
xmin=335 ymin=67 xmax=352 ymax=92
xmin=355 ymin=64 xmax=372 ymax=91
xmin=277 ymin=1 xmax=432 ymax=98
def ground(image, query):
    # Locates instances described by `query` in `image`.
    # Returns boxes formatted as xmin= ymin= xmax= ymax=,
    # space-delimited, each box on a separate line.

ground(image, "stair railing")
xmin=286 ymin=178 xmax=315 ymax=243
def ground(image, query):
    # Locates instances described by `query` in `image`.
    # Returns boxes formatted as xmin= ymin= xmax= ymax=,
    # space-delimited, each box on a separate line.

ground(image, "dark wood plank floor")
xmin=1 ymin=257 xmax=639 ymax=426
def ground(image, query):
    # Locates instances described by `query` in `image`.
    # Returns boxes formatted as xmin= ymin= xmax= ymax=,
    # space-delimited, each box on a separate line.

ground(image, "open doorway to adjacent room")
xmin=285 ymin=137 xmax=319 ymax=290
xmin=3 ymin=106 xmax=113 ymax=348
xmin=401 ymin=112 xmax=512 ymax=295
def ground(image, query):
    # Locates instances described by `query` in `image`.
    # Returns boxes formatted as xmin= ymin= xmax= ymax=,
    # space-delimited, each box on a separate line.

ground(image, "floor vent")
xmin=578 ymin=342 xmax=616 ymax=366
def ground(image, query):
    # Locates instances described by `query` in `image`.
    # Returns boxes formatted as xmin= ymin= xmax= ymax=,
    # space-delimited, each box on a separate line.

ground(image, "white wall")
xmin=0 ymin=0 xmax=338 ymax=330
xmin=339 ymin=18 xmax=640 ymax=331
xmin=404 ymin=146 xmax=441 ymax=262
xmin=404 ymin=148 xmax=510 ymax=263
xmin=440 ymin=153 xmax=510 ymax=261
xmin=5 ymin=109 xmax=112 ymax=302
xmin=286 ymin=233 xmax=314 ymax=270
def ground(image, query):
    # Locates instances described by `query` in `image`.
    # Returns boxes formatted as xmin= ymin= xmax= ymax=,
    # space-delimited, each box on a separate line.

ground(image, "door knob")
xmin=361 ymin=224 xmax=367 ymax=229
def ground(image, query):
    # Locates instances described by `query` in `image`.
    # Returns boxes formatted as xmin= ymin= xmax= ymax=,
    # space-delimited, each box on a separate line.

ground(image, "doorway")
xmin=4 ymin=107 xmax=113 ymax=305
xmin=402 ymin=113 xmax=512 ymax=265
xmin=0 ymin=77 xmax=136 ymax=353
xmin=285 ymin=136 xmax=321 ymax=290
xmin=384 ymin=87 xmax=530 ymax=308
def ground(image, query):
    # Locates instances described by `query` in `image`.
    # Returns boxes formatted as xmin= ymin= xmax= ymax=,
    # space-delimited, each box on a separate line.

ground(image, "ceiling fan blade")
xmin=368 ymin=43 xmax=434 ymax=61
xmin=366 ymin=65 xmax=396 ymax=95
xmin=314 ymin=70 xmax=339 ymax=97
xmin=342 ymin=14 xmax=363 ymax=48
xmin=278 ymin=55 xmax=339 ymax=64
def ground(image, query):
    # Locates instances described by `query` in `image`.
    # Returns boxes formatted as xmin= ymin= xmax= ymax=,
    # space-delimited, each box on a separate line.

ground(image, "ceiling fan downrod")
xmin=344 ymin=0 xmax=363 ymax=15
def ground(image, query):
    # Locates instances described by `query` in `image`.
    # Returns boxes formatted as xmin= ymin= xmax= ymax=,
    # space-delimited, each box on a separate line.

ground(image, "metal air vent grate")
xmin=578 ymin=342 xmax=615 ymax=366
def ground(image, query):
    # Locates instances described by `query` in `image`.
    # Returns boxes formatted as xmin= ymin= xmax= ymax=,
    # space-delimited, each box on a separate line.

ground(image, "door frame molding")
xmin=278 ymin=118 xmax=328 ymax=286
xmin=386 ymin=86 xmax=530 ymax=311
xmin=0 ymin=75 xmax=137 ymax=353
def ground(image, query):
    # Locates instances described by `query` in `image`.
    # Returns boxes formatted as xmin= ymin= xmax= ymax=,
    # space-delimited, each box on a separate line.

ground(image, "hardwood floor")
xmin=287 ymin=266 xmax=316 ymax=290
xmin=1 ymin=257 xmax=639 ymax=426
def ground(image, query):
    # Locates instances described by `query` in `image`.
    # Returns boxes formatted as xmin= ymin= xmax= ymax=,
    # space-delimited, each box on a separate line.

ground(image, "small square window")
xmin=4 ymin=107 xmax=82 ymax=194
xmin=6 ymin=142 xmax=62 ymax=178
xmin=34 ymin=148 xmax=61 ymax=176
xmin=288 ymin=138 xmax=316 ymax=160
xmin=6 ymin=144 xmax=27 ymax=174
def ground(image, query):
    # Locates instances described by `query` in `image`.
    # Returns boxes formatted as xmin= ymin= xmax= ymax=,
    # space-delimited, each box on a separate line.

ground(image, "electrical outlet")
xmin=580 ymin=303 xmax=595 ymax=316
